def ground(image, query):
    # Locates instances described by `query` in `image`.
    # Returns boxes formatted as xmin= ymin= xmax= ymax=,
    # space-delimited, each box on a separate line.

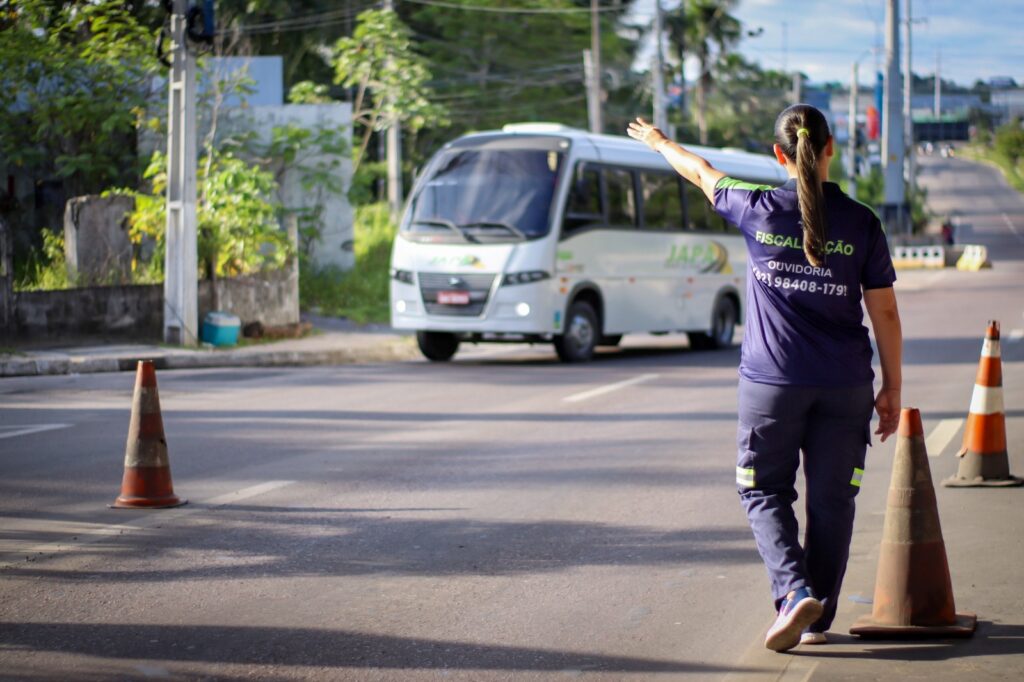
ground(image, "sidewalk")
xmin=0 ymin=316 xmax=420 ymax=378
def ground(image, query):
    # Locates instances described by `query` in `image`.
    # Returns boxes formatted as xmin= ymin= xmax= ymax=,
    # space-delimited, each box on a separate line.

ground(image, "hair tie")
xmin=796 ymin=127 xmax=810 ymax=138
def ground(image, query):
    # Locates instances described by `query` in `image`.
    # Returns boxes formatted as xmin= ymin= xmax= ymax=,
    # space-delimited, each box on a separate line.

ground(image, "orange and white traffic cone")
xmin=943 ymin=320 xmax=1023 ymax=488
xmin=111 ymin=360 xmax=186 ymax=508
xmin=850 ymin=408 xmax=976 ymax=638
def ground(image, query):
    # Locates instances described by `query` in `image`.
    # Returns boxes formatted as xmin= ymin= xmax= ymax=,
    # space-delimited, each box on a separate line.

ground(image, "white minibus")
xmin=389 ymin=123 xmax=788 ymax=362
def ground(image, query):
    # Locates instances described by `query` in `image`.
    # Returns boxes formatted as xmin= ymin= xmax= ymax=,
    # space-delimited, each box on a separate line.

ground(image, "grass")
xmin=961 ymin=145 xmax=1024 ymax=194
xmin=299 ymin=202 xmax=394 ymax=325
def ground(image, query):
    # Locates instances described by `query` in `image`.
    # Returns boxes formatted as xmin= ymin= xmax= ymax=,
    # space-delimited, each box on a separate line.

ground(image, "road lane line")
xmin=1002 ymin=213 xmax=1024 ymax=244
xmin=562 ymin=373 xmax=660 ymax=403
xmin=0 ymin=479 xmax=295 ymax=569
xmin=925 ymin=418 xmax=963 ymax=458
xmin=0 ymin=424 xmax=72 ymax=440
xmin=1008 ymin=329 xmax=1024 ymax=343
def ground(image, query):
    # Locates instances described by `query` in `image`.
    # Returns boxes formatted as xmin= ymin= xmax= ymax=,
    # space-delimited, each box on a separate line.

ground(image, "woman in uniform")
xmin=627 ymin=105 xmax=903 ymax=653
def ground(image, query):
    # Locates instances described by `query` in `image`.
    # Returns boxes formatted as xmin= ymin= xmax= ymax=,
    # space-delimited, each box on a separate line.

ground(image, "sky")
xmin=630 ymin=0 xmax=1024 ymax=88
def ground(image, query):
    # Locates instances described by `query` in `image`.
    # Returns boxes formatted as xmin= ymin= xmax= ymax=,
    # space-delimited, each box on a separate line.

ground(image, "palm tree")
xmin=666 ymin=0 xmax=742 ymax=145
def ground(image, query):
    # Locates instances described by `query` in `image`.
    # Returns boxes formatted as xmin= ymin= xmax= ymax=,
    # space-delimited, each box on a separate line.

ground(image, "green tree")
xmin=122 ymin=151 xmax=290 ymax=282
xmin=666 ymin=0 xmax=742 ymax=145
xmin=330 ymin=8 xmax=449 ymax=174
xmin=0 ymin=0 xmax=157 ymax=196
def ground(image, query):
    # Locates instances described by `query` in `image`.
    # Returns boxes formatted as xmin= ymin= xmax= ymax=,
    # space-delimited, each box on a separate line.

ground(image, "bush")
xmin=299 ymin=203 xmax=395 ymax=324
xmin=14 ymin=228 xmax=73 ymax=291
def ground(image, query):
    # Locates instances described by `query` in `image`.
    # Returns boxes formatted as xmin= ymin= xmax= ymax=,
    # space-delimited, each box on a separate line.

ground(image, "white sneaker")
xmin=800 ymin=631 xmax=828 ymax=645
xmin=764 ymin=588 xmax=825 ymax=652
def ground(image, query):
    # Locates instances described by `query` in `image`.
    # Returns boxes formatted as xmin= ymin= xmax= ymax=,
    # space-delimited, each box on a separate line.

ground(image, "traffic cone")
xmin=944 ymin=320 xmax=1023 ymax=487
xmin=111 ymin=361 xmax=186 ymax=509
xmin=850 ymin=408 xmax=976 ymax=638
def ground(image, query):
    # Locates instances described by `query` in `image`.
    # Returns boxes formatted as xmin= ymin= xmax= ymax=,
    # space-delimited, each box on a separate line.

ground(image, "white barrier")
xmin=892 ymin=245 xmax=946 ymax=269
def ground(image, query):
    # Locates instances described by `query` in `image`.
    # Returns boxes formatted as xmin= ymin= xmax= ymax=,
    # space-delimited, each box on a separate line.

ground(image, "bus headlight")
xmin=515 ymin=302 xmax=531 ymax=317
xmin=395 ymin=299 xmax=407 ymax=314
xmin=503 ymin=271 xmax=550 ymax=286
xmin=390 ymin=268 xmax=414 ymax=284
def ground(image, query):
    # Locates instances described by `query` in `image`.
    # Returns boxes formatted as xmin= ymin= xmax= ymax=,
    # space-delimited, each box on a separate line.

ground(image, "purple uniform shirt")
xmin=714 ymin=177 xmax=896 ymax=387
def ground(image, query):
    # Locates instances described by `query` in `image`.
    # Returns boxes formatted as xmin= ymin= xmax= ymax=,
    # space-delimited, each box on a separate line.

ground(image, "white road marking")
xmin=0 ymin=423 xmax=72 ymax=440
xmin=1002 ymin=213 xmax=1024 ymax=243
xmin=1008 ymin=329 xmax=1024 ymax=343
xmin=926 ymin=418 xmax=964 ymax=458
xmin=562 ymin=373 xmax=660 ymax=403
xmin=0 ymin=479 xmax=295 ymax=569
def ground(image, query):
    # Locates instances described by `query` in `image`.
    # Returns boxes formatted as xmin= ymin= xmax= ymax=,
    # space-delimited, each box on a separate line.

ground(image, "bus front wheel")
xmin=689 ymin=297 xmax=737 ymax=350
xmin=554 ymin=300 xmax=599 ymax=362
xmin=417 ymin=331 xmax=460 ymax=361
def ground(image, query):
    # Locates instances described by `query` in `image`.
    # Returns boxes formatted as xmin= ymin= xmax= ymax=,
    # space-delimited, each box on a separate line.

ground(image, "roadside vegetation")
xmin=963 ymin=119 xmax=1024 ymax=194
xmin=300 ymin=203 xmax=394 ymax=325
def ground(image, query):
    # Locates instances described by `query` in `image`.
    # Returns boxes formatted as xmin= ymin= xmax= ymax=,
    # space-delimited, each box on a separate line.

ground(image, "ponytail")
xmin=774 ymin=105 xmax=831 ymax=267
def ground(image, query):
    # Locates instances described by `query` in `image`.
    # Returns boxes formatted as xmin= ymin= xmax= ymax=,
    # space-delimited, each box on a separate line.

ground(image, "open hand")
xmin=874 ymin=387 xmax=901 ymax=442
xmin=627 ymin=117 xmax=668 ymax=151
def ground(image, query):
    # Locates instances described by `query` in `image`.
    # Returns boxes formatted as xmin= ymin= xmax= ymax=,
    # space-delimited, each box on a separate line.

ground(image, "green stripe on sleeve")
xmin=716 ymin=176 xmax=775 ymax=191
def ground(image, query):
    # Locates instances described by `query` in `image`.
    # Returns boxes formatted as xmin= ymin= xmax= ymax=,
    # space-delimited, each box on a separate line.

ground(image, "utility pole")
xmin=589 ymin=0 xmax=603 ymax=134
xmin=934 ymin=50 xmax=942 ymax=117
xmin=882 ymin=0 xmax=906 ymax=236
xmin=848 ymin=62 xmax=859 ymax=198
xmin=164 ymin=0 xmax=198 ymax=346
xmin=584 ymin=50 xmax=599 ymax=133
xmin=903 ymin=0 xmax=916 ymax=201
xmin=791 ymin=72 xmax=802 ymax=105
xmin=652 ymin=0 xmax=667 ymax=131
xmin=384 ymin=0 xmax=402 ymax=220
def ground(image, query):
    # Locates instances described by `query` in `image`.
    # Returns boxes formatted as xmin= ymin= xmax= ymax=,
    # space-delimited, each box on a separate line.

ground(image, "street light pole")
xmin=163 ymin=0 xmax=198 ymax=346
xmin=848 ymin=61 xmax=859 ymax=198
xmin=881 ymin=0 xmax=906 ymax=236
xmin=589 ymin=0 xmax=603 ymax=134
xmin=653 ymin=0 xmax=667 ymax=131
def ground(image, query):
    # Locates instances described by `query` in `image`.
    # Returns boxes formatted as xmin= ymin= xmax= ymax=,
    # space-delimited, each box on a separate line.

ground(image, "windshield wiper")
xmin=460 ymin=221 xmax=528 ymax=241
xmin=410 ymin=219 xmax=478 ymax=243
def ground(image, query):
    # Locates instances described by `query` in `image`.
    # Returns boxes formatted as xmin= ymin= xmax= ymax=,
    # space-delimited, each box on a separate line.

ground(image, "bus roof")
xmin=448 ymin=123 xmax=788 ymax=185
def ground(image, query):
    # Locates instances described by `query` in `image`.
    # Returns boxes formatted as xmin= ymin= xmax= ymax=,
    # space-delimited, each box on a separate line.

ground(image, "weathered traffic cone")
xmin=944 ymin=320 xmax=1023 ymax=488
xmin=111 ymin=361 xmax=186 ymax=509
xmin=850 ymin=408 xmax=976 ymax=638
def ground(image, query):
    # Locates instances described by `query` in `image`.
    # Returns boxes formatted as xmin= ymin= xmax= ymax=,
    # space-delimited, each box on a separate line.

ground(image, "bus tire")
xmin=689 ymin=297 xmax=737 ymax=350
xmin=554 ymin=300 xmax=599 ymax=362
xmin=417 ymin=331 xmax=460 ymax=361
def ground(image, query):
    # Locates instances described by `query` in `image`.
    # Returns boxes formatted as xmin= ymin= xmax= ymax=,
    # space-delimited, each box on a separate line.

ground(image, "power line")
xmin=401 ymin=0 xmax=630 ymax=15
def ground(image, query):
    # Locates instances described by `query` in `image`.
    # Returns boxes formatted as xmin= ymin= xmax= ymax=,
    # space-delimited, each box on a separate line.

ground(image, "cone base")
xmin=110 ymin=496 xmax=188 ymax=509
xmin=850 ymin=612 xmax=977 ymax=639
xmin=942 ymin=475 xmax=1023 ymax=488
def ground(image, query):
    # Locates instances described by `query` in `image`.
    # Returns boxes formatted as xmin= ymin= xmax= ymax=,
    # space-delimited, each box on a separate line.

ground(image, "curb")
xmin=0 ymin=339 xmax=420 ymax=378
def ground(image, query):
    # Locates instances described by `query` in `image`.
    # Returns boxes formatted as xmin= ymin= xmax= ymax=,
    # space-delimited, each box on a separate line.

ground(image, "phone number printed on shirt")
xmin=752 ymin=265 xmax=849 ymax=297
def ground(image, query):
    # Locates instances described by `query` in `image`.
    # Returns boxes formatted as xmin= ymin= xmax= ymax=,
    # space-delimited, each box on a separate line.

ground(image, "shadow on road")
xmin=0 ymin=621 xmax=773 ymax=675
xmin=788 ymin=622 xmax=1024 ymax=660
xmin=1 ymin=513 xmax=759 ymax=583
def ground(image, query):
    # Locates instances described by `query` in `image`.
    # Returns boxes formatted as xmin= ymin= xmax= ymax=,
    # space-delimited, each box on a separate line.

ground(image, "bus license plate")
xmin=437 ymin=290 xmax=470 ymax=305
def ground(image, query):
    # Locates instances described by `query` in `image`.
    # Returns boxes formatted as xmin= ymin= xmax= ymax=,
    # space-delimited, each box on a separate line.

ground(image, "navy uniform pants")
xmin=736 ymin=378 xmax=874 ymax=632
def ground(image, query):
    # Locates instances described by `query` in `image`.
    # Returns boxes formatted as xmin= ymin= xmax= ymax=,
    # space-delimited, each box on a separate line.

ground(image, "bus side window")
xmin=640 ymin=171 xmax=683 ymax=231
xmin=605 ymin=168 xmax=637 ymax=228
xmin=563 ymin=163 xmax=603 ymax=232
xmin=683 ymin=182 xmax=715 ymax=232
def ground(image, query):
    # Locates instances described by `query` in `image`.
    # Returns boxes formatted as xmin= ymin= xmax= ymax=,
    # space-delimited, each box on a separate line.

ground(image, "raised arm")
xmin=864 ymin=286 xmax=903 ymax=442
xmin=626 ymin=117 xmax=726 ymax=203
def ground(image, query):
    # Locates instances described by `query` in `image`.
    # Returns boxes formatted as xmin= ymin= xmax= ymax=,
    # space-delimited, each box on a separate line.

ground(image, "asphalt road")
xmin=1 ymin=150 xmax=1023 ymax=681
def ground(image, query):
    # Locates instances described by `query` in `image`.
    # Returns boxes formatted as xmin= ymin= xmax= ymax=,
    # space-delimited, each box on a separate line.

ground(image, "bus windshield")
xmin=404 ymin=142 xmax=565 ymax=243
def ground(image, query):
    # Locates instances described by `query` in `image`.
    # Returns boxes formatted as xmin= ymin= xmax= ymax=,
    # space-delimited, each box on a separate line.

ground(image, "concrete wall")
xmin=63 ymin=194 xmax=135 ymax=285
xmin=10 ymin=266 xmax=298 ymax=340
xmin=222 ymin=104 xmax=355 ymax=271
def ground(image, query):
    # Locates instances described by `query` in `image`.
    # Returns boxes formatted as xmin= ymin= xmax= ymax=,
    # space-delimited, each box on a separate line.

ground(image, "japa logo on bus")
xmin=428 ymin=254 xmax=485 ymax=269
xmin=665 ymin=241 xmax=732 ymax=274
